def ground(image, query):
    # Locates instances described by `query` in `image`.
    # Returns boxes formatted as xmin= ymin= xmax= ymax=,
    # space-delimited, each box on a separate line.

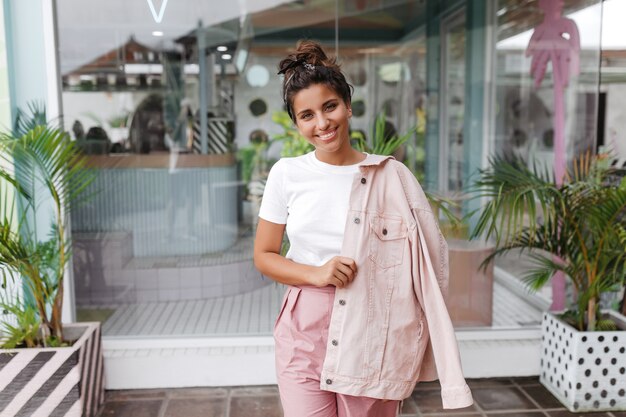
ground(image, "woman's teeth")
xmin=319 ymin=129 xmax=336 ymax=140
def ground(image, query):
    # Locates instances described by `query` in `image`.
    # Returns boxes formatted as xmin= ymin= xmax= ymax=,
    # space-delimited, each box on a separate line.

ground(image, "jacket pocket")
xmin=368 ymin=215 xmax=407 ymax=269
xmin=381 ymin=317 xmax=425 ymax=382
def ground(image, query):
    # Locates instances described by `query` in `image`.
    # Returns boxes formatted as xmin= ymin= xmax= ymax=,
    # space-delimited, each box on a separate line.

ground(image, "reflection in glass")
xmin=249 ymin=98 xmax=268 ymax=116
xmin=351 ymin=99 xmax=366 ymax=117
xmin=52 ymin=0 xmax=602 ymax=342
xmin=378 ymin=62 xmax=409 ymax=85
xmin=382 ymin=99 xmax=397 ymax=118
xmin=441 ymin=11 xmax=466 ymax=193
xmin=128 ymin=94 xmax=166 ymax=154
xmin=246 ymin=64 xmax=270 ymax=87
xmin=344 ymin=60 xmax=367 ymax=86
xmin=493 ymin=0 xmax=603 ymax=296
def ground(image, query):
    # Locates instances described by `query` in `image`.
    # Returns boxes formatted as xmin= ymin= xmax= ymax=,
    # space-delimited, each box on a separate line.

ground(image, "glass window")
xmin=492 ymin=0 xmax=603 ymax=300
xmin=441 ymin=10 xmax=466 ymax=193
xmin=56 ymin=0 xmax=437 ymax=338
xmin=54 ymin=0 xmax=605 ymax=341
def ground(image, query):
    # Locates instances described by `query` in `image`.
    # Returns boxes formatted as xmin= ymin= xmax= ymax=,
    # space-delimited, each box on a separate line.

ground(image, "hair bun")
xmin=278 ymin=40 xmax=339 ymax=75
xmin=278 ymin=40 xmax=352 ymax=121
xmin=294 ymin=40 xmax=332 ymax=67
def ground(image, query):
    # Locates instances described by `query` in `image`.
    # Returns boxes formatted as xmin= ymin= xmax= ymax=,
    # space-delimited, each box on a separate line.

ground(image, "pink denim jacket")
xmin=319 ymin=154 xmax=473 ymax=408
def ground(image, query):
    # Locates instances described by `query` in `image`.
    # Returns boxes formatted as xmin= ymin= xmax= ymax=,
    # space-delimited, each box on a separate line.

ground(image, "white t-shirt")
xmin=259 ymin=151 xmax=362 ymax=267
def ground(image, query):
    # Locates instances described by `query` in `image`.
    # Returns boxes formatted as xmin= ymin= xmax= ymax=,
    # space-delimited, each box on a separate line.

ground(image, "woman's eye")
xmin=325 ymin=103 xmax=337 ymax=111
xmin=301 ymin=113 xmax=312 ymax=120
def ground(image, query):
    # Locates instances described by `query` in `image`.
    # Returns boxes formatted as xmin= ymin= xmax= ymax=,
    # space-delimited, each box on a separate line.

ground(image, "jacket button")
xmin=354 ymin=218 xmax=360 ymax=224
xmin=331 ymin=339 xmax=338 ymax=346
xmin=326 ymin=379 xmax=332 ymax=385
xmin=360 ymin=178 xmax=366 ymax=184
xmin=338 ymin=299 xmax=346 ymax=306
xmin=382 ymin=228 xmax=388 ymax=235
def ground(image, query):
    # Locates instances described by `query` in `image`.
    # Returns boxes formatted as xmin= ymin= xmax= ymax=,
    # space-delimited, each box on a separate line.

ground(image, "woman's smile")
xmin=317 ymin=128 xmax=338 ymax=141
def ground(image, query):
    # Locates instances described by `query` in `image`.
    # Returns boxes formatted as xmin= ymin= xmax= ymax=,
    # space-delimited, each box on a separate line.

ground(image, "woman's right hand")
xmin=255 ymin=220 xmax=357 ymax=288
xmin=311 ymin=256 xmax=357 ymax=288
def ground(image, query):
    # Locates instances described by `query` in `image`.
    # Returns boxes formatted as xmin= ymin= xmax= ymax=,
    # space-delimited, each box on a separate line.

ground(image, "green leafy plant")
xmin=272 ymin=111 xmax=314 ymax=158
xmin=426 ymin=192 xmax=464 ymax=236
xmin=0 ymin=294 xmax=42 ymax=349
xmin=237 ymin=146 xmax=257 ymax=185
xmin=13 ymin=101 xmax=49 ymax=137
xmin=108 ymin=113 xmax=129 ymax=128
xmin=0 ymin=120 xmax=95 ymax=347
xmin=471 ymin=153 xmax=626 ymax=331
xmin=236 ymin=129 xmax=274 ymax=201
xmin=351 ymin=112 xmax=412 ymax=156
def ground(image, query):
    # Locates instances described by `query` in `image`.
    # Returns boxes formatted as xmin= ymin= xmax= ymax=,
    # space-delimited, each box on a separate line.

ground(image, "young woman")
xmin=254 ymin=40 xmax=473 ymax=417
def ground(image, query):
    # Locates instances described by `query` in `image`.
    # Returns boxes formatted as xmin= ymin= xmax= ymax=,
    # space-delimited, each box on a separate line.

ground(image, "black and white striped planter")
xmin=0 ymin=322 xmax=104 ymax=417
xmin=540 ymin=312 xmax=626 ymax=412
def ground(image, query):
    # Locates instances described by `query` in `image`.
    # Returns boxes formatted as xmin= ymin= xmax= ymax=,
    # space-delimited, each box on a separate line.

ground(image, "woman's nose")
xmin=317 ymin=115 xmax=330 ymax=130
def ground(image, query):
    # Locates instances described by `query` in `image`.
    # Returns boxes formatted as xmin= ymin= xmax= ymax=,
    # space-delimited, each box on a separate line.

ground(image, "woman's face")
xmin=291 ymin=83 xmax=352 ymax=156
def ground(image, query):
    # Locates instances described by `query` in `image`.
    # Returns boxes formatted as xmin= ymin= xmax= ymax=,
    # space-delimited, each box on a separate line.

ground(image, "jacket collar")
xmin=359 ymin=154 xmax=395 ymax=168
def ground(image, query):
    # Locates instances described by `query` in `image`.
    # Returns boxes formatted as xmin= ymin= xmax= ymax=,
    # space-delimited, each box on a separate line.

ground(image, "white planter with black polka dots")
xmin=540 ymin=311 xmax=626 ymax=412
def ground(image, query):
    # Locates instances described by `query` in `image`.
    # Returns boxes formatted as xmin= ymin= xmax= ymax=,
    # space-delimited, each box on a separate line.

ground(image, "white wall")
xmin=62 ymin=91 xmax=150 ymax=136
xmin=232 ymin=54 xmax=289 ymax=155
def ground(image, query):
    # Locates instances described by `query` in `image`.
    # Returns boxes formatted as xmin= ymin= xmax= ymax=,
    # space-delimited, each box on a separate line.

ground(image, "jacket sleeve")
xmin=411 ymin=206 xmax=473 ymax=409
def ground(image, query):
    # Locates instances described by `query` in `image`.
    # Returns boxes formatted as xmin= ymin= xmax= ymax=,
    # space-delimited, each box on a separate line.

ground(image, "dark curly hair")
xmin=278 ymin=40 xmax=353 ymax=122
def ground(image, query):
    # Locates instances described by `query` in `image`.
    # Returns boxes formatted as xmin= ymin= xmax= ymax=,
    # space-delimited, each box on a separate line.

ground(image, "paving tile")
xmin=472 ymin=387 xmax=537 ymax=411
xmin=99 ymin=400 xmax=163 ymax=417
xmin=520 ymin=385 xmax=564 ymax=409
xmin=547 ymin=411 xmax=612 ymax=417
xmin=105 ymin=389 xmax=168 ymax=401
xmin=230 ymin=395 xmax=283 ymax=417
xmin=400 ymin=397 xmax=419 ymax=414
xmin=230 ymin=385 xmax=280 ymax=396
xmin=411 ymin=388 xmax=480 ymax=414
xmin=414 ymin=380 xmax=442 ymax=390
xmin=164 ymin=397 xmax=227 ymax=417
xmin=98 ymin=378 xmax=612 ymax=417
xmin=167 ymin=387 xmax=229 ymax=398
xmin=467 ymin=378 xmax=515 ymax=388
xmin=513 ymin=377 xmax=541 ymax=386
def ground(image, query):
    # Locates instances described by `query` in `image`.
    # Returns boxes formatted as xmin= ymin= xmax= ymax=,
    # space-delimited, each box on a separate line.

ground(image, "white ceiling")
xmin=57 ymin=0 xmax=622 ymax=75
xmin=56 ymin=0 xmax=292 ymax=73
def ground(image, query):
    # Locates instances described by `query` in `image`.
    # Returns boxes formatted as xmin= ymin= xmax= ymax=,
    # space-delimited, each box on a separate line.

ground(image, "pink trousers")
xmin=274 ymin=285 xmax=400 ymax=417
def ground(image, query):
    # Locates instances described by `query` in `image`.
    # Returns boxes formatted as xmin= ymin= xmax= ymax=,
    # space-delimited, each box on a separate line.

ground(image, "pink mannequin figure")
xmin=526 ymin=0 xmax=580 ymax=311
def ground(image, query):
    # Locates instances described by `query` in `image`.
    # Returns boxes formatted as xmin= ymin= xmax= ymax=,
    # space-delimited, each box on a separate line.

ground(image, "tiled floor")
xmin=90 ymin=277 xmax=541 ymax=338
xmin=96 ymin=377 xmax=626 ymax=417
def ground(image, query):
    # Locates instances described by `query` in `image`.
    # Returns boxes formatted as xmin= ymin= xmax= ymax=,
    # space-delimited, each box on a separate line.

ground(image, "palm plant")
xmin=471 ymin=153 xmax=626 ymax=332
xmin=12 ymin=101 xmax=49 ymax=137
xmin=0 ymin=125 xmax=95 ymax=347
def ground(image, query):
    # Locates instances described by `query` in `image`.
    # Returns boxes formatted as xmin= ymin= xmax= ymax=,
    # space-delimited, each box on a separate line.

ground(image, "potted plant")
xmin=237 ymin=129 xmax=273 ymax=226
xmin=471 ymin=153 xmax=626 ymax=411
xmin=107 ymin=112 xmax=130 ymax=147
xmin=0 ymin=121 xmax=103 ymax=416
